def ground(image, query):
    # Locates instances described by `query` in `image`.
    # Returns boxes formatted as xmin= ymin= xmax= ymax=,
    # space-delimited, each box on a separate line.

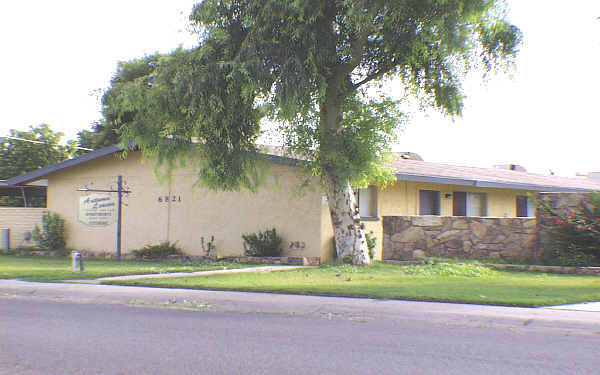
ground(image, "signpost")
xmin=77 ymin=176 xmax=130 ymax=259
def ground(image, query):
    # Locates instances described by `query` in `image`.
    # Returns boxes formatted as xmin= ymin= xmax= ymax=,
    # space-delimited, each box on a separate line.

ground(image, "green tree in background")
xmin=107 ymin=0 xmax=521 ymax=264
xmin=0 ymin=124 xmax=75 ymax=206
xmin=77 ymin=54 xmax=164 ymax=152
xmin=0 ymin=124 xmax=75 ymax=179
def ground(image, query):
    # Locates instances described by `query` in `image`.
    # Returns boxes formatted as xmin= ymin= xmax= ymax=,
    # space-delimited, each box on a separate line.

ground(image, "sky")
xmin=1 ymin=1 xmax=599 ymax=177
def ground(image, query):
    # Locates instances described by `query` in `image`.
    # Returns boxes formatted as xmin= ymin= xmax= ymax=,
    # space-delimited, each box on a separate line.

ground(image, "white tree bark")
xmin=325 ymin=177 xmax=371 ymax=265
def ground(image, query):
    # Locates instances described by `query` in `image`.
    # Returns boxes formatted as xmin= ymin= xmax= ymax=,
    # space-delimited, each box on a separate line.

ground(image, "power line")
xmin=0 ymin=135 xmax=94 ymax=151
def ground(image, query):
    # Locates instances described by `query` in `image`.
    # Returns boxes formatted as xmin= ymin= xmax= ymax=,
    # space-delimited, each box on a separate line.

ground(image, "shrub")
xmin=542 ymin=244 xmax=598 ymax=267
xmin=537 ymin=192 xmax=600 ymax=266
xmin=365 ymin=231 xmax=376 ymax=260
xmin=201 ymin=236 xmax=216 ymax=257
xmin=243 ymin=228 xmax=282 ymax=257
xmin=132 ymin=241 xmax=184 ymax=260
xmin=32 ymin=212 xmax=66 ymax=252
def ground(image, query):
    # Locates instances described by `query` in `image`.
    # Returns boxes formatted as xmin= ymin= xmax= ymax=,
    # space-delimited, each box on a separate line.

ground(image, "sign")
xmin=79 ymin=194 xmax=117 ymax=226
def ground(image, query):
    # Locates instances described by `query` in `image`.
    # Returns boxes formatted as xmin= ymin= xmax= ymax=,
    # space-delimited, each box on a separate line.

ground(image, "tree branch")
xmin=338 ymin=29 xmax=369 ymax=77
xmin=352 ymin=66 xmax=395 ymax=90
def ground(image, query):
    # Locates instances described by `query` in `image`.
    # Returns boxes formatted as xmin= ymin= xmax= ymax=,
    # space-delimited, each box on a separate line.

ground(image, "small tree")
xmin=32 ymin=212 xmax=66 ymax=252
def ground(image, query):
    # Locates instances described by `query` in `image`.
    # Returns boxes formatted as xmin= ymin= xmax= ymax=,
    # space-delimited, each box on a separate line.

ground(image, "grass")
xmin=0 ymin=255 xmax=250 ymax=282
xmin=105 ymin=262 xmax=600 ymax=307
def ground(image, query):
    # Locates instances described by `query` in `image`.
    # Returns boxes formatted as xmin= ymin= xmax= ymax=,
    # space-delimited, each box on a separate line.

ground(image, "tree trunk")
xmin=319 ymin=72 xmax=370 ymax=265
xmin=325 ymin=175 xmax=371 ymax=265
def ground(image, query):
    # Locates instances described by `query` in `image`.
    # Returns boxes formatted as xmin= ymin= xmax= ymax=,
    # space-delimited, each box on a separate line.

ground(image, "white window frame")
xmin=466 ymin=192 xmax=487 ymax=217
xmin=453 ymin=191 xmax=488 ymax=217
xmin=355 ymin=186 xmax=378 ymax=218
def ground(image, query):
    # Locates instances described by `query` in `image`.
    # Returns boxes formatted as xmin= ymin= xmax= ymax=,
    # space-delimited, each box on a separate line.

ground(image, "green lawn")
xmin=105 ymin=262 xmax=600 ymax=307
xmin=0 ymin=255 xmax=249 ymax=282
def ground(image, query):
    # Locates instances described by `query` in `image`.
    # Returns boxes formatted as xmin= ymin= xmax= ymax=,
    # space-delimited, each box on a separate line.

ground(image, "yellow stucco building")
xmin=7 ymin=146 xmax=600 ymax=262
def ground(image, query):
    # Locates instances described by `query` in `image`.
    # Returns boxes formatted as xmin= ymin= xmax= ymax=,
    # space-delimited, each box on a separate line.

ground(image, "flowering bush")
xmin=538 ymin=192 xmax=600 ymax=266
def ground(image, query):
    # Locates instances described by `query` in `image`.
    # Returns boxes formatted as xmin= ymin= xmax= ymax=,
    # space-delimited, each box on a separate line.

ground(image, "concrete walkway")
xmin=545 ymin=302 xmax=600 ymax=312
xmin=67 ymin=265 xmax=310 ymax=284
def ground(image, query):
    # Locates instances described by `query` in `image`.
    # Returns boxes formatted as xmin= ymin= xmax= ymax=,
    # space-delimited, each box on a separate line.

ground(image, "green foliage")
xmin=542 ymin=244 xmax=598 ymax=267
xmin=76 ymin=120 xmax=121 ymax=154
xmin=104 ymin=0 xmax=521 ymax=191
xmin=365 ymin=231 xmax=377 ymax=260
xmin=103 ymin=0 xmax=521 ymax=264
xmin=0 ymin=124 xmax=75 ymax=180
xmin=201 ymin=236 xmax=216 ymax=257
xmin=242 ymin=228 xmax=283 ymax=257
xmin=0 ymin=124 xmax=75 ymax=207
xmin=32 ymin=212 xmax=66 ymax=252
xmin=323 ymin=261 xmax=496 ymax=278
xmin=132 ymin=241 xmax=185 ymax=260
xmin=397 ymin=263 xmax=497 ymax=278
xmin=537 ymin=192 xmax=600 ymax=266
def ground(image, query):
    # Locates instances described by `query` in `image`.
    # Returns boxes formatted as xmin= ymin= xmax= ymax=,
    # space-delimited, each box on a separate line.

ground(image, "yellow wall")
xmin=0 ymin=208 xmax=47 ymax=249
xmin=379 ymin=181 xmax=533 ymax=218
xmin=46 ymin=151 xmax=325 ymax=259
xmin=319 ymin=196 xmax=336 ymax=263
xmin=42 ymin=151 xmax=537 ymax=262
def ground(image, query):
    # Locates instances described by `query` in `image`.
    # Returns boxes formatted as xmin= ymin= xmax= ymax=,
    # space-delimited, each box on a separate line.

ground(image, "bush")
xmin=243 ymin=228 xmax=282 ymax=257
xmin=132 ymin=241 xmax=184 ymax=260
xmin=201 ymin=236 xmax=216 ymax=257
xmin=538 ymin=192 xmax=600 ymax=266
xmin=32 ymin=212 xmax=66 ymax=252
xmin=542 ymin=244 xmax=598 ymax=267
xmin=365 ymin=231 xmax=376 ymax=260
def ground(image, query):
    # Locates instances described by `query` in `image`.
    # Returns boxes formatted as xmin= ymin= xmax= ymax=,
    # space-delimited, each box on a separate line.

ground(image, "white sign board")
xmin=79 ymin=194 xmax=117 ymax=226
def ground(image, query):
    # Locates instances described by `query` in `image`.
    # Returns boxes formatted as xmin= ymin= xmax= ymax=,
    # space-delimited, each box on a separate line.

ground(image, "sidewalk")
xmin=1 ymin=278 xmax=599 ymax=334
xmin=68 ymin=265 xmax=310 ymax=284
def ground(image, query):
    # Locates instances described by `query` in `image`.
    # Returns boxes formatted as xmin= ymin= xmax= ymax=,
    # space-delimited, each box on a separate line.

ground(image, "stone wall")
xmin=382 ymin=216 xmax=537 ymax=260
xmin=0 ymin=208 xmax=47 ymax=249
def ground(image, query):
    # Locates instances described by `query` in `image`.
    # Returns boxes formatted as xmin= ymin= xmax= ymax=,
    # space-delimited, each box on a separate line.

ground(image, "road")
xmin=0 ymin=281 xmax=599 ymax=375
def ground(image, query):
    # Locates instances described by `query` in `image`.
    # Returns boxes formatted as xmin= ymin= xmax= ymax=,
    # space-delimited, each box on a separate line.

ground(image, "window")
xmin=419 ymin=190 xmax=441 ymax=215
xmin=453 ymin=192 xmax=487 ymax=217
xmin=516 ymin=195 xmax=535 ymax=217
xmin=355 ymin=186 xmax=377 ymax=218
xmin=453 ymin=192 xmax=467 ymax=216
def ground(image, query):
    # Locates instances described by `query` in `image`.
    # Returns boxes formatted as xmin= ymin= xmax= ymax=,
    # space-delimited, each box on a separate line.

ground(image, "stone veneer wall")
xmin=382 ymin=216 xmax=538 ymax=260
xmin=0 ymin=208 xmax=47 ymax=249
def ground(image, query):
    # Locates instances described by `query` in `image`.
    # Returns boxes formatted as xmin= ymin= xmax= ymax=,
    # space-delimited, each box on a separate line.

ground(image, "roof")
xmin=5 ymin=144 xmax=600 ymax=193
xmin=5 ymin=145 xmax=123 ymax=186
xmin=391 ymin=158 xmax=600 ymax=192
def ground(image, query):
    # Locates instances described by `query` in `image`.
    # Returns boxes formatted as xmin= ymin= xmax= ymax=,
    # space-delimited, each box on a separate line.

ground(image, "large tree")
xmin=108 ymin=0 xmax=521 ymax=264
xmin=0 ymin=124 xmax=75 ymax=207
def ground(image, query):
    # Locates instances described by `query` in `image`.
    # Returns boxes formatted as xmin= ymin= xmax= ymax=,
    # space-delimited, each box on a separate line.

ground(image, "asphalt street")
xmin=1 ymin=281 xmax=599 ymax=375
